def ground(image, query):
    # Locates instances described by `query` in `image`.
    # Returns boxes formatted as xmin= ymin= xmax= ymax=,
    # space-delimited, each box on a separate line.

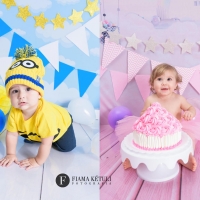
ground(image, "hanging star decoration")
xmin=126 ymin=33 xmax=141 ymax=50
xmin=161 ymin=39 xmax=176 ymax=54
xmin=17 ymin=6 xmax=32 ymax=22
xmin=51 ymin=13 xmax=66 ymax=29
xmin=179 ymin=40 xmax=193 ymax=54
xmin=33 ymin=13 xmax=48 ymax=29
xmin=144 ymin=37 xmax=158 ymax=53
xmin=84 ymin=0 xmax=99 ymax=17
xmin=68 ymin=9 xmax=83 ymax=25
xmin=2 ymin=0 xmax=16 ymax=9
xmin=108 ymin=29 xmax=121 ymax=44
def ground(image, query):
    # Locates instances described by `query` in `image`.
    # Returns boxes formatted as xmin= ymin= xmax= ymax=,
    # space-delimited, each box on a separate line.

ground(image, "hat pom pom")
xmin=14 ymin=45 xmax=37 ymax=60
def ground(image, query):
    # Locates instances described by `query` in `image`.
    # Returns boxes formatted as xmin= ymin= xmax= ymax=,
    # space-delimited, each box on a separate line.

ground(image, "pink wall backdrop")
xmin=100 ymin=0 xmax=200 ymax=125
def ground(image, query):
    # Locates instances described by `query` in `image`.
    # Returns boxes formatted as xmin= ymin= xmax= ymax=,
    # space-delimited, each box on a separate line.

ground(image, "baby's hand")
xmin=19 ymin=158 xmax=40 ymax=170
xmin=182 ymin=111 xmax=194 ymax=121
xmin=0 ymin=154 xmax=19 ymax=167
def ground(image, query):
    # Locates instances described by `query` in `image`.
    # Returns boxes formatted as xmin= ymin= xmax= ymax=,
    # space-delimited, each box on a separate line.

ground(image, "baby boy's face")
xmin=9 ymin=84 xmax=41 ymax=112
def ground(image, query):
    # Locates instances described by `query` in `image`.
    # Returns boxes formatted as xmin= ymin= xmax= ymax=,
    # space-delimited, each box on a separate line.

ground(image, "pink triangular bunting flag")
xmin=194 ymin=64 xmax=200 ymax=71
xmin=175 ymin=66 xmax=196 ymax=95
xmin=100 ymin=66 xmax=107 ymax=78
xmin=110 ymin=70 xmax=128 ymax=100
xmin=135 ymin=75 xmax=151 ymax=101
xmin=151 ymin=60 xmax=161 ymax=70
xmin=101 ymin=38 xmax=125 ymax=69
xmin=128 ymin=51 xmax=149 ymax=82
xmin=189 ymin=70 xmax=200 ymax=94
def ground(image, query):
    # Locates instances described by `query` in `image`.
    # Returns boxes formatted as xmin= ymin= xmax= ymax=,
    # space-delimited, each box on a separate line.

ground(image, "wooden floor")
xmin=0 ymin=122 xmax=99 ymax=200
xmin=100 ymin=125 xmax=200 ymax=200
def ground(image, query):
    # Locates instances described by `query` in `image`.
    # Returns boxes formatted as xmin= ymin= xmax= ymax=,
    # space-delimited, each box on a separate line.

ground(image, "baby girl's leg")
xmin=178 ymin=137 xmax=197 ymax=171
xmin=178 ymin=153 xmax=197 ymax=171
xmin=123 ymin=158 xmax=132 ymax=169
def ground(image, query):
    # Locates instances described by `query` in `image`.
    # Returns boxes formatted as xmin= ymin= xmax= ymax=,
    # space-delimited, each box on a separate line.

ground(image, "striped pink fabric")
xmin=176 ymin=66 xmax=196 ymax=95
xmin=151 ymin=60 xmax=161 ymax=70
xmin=128 ymin=51 xmax=149 ymax=82
xmin=101 ymin=38 xmax=125 ymax=69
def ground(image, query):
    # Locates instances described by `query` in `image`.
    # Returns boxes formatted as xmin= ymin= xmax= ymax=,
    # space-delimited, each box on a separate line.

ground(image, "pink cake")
xmin=132 ymin=102 xmax=182 ymax=150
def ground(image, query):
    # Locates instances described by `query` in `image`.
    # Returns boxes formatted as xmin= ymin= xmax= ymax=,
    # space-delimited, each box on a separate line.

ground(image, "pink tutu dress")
xmin=115 ymin=100 xmax=200 ymax=144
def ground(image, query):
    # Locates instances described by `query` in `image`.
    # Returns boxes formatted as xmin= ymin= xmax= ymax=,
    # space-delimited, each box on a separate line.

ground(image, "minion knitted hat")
xmin=5 ymin=45 xmax=45 ymax=96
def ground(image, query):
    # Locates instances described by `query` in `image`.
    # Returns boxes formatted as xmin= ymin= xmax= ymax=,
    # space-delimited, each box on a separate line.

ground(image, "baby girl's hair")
xmin=149 ymin=63 xmax=182 ymax=93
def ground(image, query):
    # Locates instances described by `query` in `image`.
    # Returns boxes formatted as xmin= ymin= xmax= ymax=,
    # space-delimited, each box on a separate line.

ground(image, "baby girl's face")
xmin=152 ymin=70 xmax=178 ymax=96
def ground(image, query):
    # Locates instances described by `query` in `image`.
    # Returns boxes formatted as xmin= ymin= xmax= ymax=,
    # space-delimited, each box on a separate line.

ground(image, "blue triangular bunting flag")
xmin=77 ymin=69 xmax=97 ymax=97
xmin=9 ymin=33 xmax=31 ymax=57
xmin=54 ymin=62 xmax=74 ymax=89
xmin=0 ymin=19 xmax=12 ymax=37
xmin=37 ymin=49 xmax=49 ymax=66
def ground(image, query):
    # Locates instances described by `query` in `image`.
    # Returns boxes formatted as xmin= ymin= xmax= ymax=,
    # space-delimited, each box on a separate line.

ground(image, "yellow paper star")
xmin=2 ymin=0 xmax=16 ymax=9
xmin=34 ymin=13 xmax=48 ymax=29
xmin=17 ymin=6 xmax=32 ymax=22
xmin=84 ymin=0 xmax=99 ymax=16
xmin=68 ymin=9 xmax=83 ymax=25
xmin=51 ymin=13 xmax=66 ymax=30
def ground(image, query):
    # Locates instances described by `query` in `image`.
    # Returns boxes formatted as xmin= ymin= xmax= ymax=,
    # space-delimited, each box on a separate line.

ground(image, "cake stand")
xmin=121 ymin=131 xmax=193 ymax=182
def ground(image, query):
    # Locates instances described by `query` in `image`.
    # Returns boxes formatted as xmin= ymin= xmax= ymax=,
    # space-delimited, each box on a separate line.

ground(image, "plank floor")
xmin=100 ymin=125 xmax=200 ymax=200
xmin=0 ymin=122 xmax=99 ymax=200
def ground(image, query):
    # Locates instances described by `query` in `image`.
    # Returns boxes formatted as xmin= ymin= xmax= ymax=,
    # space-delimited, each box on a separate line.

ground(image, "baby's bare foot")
xmin=179 ymin=154 xmax=197 ymax=171
xmin=123 ymin=158 xmax=132 ymax=170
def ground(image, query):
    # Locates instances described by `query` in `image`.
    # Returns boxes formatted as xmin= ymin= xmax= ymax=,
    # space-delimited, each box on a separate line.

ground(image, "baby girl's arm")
xmin=0 ymin=131 xmax=19 ymax=167
xmin=140 ymin=96 xmax=151 ymax=116
xmin=180 ymin=96 xmax=196 ymax=121
xmin=19 ymin=136 xmax=54 ymax=170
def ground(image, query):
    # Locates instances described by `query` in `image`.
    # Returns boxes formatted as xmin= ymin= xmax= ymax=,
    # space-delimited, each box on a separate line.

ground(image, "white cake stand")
xmin=121 ymin=131 xmax=193 ymax=182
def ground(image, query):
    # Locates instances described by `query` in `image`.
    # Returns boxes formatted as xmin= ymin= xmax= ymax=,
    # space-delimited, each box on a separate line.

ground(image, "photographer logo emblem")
xmin=56 ymin=173 xmax=70 ymax=187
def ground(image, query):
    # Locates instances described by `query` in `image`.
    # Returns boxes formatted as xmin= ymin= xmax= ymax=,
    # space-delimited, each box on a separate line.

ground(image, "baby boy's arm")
xmin=0 ymin=131 xmax=19 ymax=167
xmin=180 ymin=96 xmax=196 ymax=120
xmin=19 ymin=136 xmax=54 ymax=170
xmin=35 ymin=136 xmax=54 ymax=165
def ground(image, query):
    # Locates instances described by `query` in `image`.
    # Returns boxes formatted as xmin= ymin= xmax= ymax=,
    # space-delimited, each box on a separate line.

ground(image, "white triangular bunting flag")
xmin=0 ymin=57 xmax=13 ymax=83
xmin=39 ymin=41 xmax=59 ymax=71
xmin=151 ymin=60 xmax=161 ymax=70
xmin=110 ymin=70 xmax=128 ymax=100
xmin=128 ymin=51 xmax=149 ymax=82
xmin=84 ymin=14 xmax=99 ymax=38
xmin=175 ymin=66 xmax=196 ymax=95
xmin=102 ymin=38 xmax=125 ymax=69
xmin=66 ymin=26 xmax=89 ymax=56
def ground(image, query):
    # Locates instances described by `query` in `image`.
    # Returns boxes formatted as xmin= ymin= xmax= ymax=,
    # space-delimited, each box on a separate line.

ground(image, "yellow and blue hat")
xmin=5 ymin=45 xmax=45 ymax=96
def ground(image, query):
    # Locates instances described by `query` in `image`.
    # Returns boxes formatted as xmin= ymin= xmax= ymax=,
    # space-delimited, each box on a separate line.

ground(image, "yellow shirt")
xmin=6 ymin=98 xmax=72 ymax=142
